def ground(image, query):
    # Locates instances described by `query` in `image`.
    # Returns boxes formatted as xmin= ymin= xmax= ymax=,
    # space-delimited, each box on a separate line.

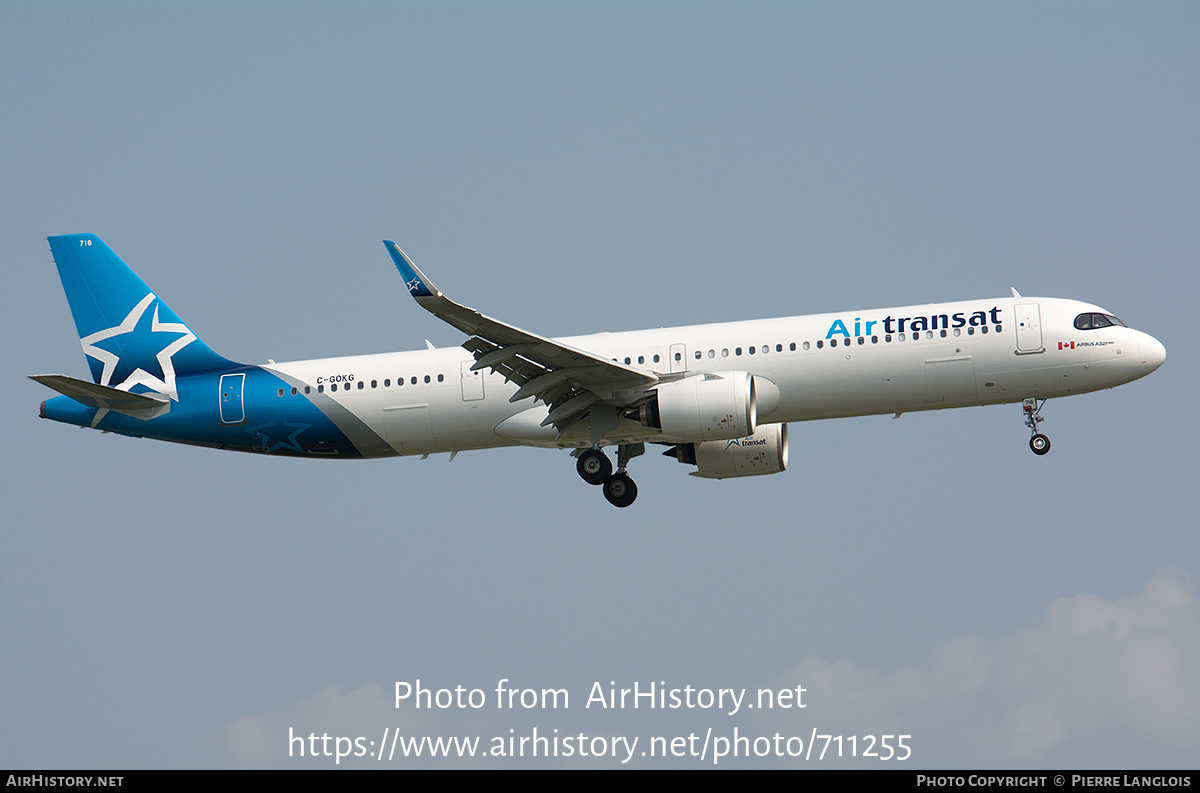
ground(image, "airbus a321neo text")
xmin=33 ymin=234 xmax=1166 ymax=507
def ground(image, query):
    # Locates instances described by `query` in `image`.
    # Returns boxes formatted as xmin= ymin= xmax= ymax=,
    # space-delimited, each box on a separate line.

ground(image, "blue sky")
xmin=2 ymin=2 xmax=1197 ymax=768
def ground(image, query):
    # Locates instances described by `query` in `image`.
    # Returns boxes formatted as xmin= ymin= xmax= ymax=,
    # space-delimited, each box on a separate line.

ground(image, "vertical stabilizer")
xmin=47 ymin=234 xmax=239 ymax=399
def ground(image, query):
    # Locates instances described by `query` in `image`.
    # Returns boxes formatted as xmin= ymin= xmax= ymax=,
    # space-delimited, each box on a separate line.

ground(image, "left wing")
xmin=383 ymin=241 xmax=659 ymax=433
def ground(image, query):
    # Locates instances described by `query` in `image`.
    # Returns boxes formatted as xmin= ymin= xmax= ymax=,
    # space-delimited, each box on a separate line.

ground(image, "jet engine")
xmin=635 ymin=371 xmax=756 ymax=441
xmin=664 ymin=423 xmax=788 ymax=479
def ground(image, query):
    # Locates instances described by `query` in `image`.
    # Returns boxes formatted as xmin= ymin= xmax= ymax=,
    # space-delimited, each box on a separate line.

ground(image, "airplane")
xmin=33 ymin=233 xmax=1166 ymax=508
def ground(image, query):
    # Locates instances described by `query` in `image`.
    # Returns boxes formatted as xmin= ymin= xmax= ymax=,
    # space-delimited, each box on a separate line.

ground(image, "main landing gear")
xmin=575 ymin=445 xmax=643 ymax=508
xmin=1023 ymin=397 xmax=1051 ymax=456
xmin=576 ymin=448 xmax=611 ymax=485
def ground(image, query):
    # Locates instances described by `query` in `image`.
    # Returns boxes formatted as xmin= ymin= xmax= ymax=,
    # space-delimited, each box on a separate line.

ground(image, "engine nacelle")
xmin=667 ymin=423 xmax=788 ymax=479
xmin=637 ymin=371 xmax=756 ymax=441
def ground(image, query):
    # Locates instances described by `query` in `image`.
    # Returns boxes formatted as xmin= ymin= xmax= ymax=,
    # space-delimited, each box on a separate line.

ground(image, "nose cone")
xmin=1142 ymin=333 xmax=1166 ymax=372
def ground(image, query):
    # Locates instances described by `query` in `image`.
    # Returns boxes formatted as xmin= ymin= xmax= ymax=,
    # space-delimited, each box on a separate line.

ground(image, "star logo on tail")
xmin=79 ymin=293 xmax=197 ymax=401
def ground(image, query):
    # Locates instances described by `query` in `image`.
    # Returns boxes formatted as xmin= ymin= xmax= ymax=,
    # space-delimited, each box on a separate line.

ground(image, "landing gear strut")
xmin=1023 ymin=398 xmax=1051 ymax=456
xmin=574 ymin=444 xmax=644 ymax=508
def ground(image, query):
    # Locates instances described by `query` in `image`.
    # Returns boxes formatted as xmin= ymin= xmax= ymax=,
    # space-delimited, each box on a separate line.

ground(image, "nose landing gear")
xmin=1023 ymin=398 xmax=1051 ymax=456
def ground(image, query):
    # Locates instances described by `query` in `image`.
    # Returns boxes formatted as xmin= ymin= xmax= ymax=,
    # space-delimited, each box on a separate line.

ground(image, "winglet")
xmin=1011 ymin=287 xmax=1022 ymax=298
xmin=383 ymin=241 xmax=438 ymax=299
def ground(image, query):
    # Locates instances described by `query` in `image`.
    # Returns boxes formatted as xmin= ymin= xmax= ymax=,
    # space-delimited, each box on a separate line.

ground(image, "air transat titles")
xmin=825 ymin=306 xmax=1003 ymax=339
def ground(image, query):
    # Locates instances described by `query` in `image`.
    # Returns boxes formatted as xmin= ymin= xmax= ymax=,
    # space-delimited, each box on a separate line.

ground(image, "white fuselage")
xmin=263 ymin=295 xmax=1165 ymax=457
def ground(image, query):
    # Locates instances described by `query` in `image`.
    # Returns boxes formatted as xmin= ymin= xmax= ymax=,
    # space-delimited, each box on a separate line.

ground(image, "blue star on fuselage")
xmin=247 ymin=414 xmax=311 ymax=454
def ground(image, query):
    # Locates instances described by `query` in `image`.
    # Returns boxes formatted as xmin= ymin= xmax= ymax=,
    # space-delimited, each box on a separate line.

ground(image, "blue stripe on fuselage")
xmin=39 ymin=366 xmax=365 ymax=458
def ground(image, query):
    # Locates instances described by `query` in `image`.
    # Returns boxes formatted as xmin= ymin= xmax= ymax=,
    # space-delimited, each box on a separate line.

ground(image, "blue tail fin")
xmin=47 ymin=234 xmax=240 ymax=399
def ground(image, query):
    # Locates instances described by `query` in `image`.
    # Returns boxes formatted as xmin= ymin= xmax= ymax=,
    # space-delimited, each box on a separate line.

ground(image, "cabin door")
xmin=1014 ymin=303 xmax=1044 ymax=353
xmin=670 ymin=343 xmax=687 ymax=373
xmin=219 ymin=373 xmax=245 ymax=425
xmin=461 ymin=361 xmax=485 ymax=401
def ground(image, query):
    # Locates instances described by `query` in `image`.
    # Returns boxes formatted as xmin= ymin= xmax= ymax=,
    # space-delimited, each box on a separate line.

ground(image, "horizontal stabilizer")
xmin=31 ymin=374 xmax=171 ymax=418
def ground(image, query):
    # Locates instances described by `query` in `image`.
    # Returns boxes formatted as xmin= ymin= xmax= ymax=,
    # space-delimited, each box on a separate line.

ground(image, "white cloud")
xmin=222 ymin=683 xmax=419 ymax=768
xmin=773 ymin=570 xmax=1200 ymax=767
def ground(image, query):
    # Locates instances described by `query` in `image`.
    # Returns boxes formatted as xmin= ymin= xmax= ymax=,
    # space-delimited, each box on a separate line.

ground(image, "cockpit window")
xmin=1074 ymin=312 xmax=1126 ymax=330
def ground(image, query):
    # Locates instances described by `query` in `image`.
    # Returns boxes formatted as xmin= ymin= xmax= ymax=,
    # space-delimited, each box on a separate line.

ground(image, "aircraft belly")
xmin=428 ymin=385 xmax=521 ymax=452
xmin=774 ymin=349 xmax=926 ymax=420
xmin=924 ymin=355 xmax=978 ymax=406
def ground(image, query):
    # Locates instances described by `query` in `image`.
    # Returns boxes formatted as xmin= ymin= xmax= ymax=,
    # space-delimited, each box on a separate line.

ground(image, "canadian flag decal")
xmin=1059 ymin=341 xmax=1075 ymax=350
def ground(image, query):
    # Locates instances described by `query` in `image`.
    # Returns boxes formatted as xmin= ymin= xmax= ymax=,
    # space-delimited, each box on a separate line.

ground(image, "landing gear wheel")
xmin=577 ymin=448 xmax=612 ymax=485
xmin=603 ymin=472 xmax=638 ymax=508
xmin=1030 ymin=434 xmax=1051 ymax=455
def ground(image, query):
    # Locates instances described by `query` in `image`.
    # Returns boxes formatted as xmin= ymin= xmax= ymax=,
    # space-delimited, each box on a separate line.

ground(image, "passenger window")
xmin=791 ymin=342 xmax=797 ymax=351
xmin=424 ymin=375 xmax=431 ymax=383
xmin=721 ymin=349 xmax=729 ymax=358
xmin=638 ymin=356 xmax=645 ymax=364
xmin=318 ymin=385 xmax=324 ymax=393
xmin=830 ymin=339 xmax=837 ymax=348
xmin=291 ymin=387 xmax=298 ymax=395
xmin=277 ymin=388 xmax=284 ymax=397
xmin=384 ymin=379 xmax=390 ymax=387
xmin=694 ymin=351 xmax=701 ymax=359
xmin=802 ymin=341 xmax=809 ymax=350
xmin=411 ymin=376 xmax=418 ymax=384
xmin=437 ymin=374 xmax=444 ymax=382
xmin=817 ymin=340 xmax=824 ymax=349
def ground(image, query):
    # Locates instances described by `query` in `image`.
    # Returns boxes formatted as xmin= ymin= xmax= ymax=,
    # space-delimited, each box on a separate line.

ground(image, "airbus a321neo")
xmin=33 ymin=234 xmax=1166 ymax=507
